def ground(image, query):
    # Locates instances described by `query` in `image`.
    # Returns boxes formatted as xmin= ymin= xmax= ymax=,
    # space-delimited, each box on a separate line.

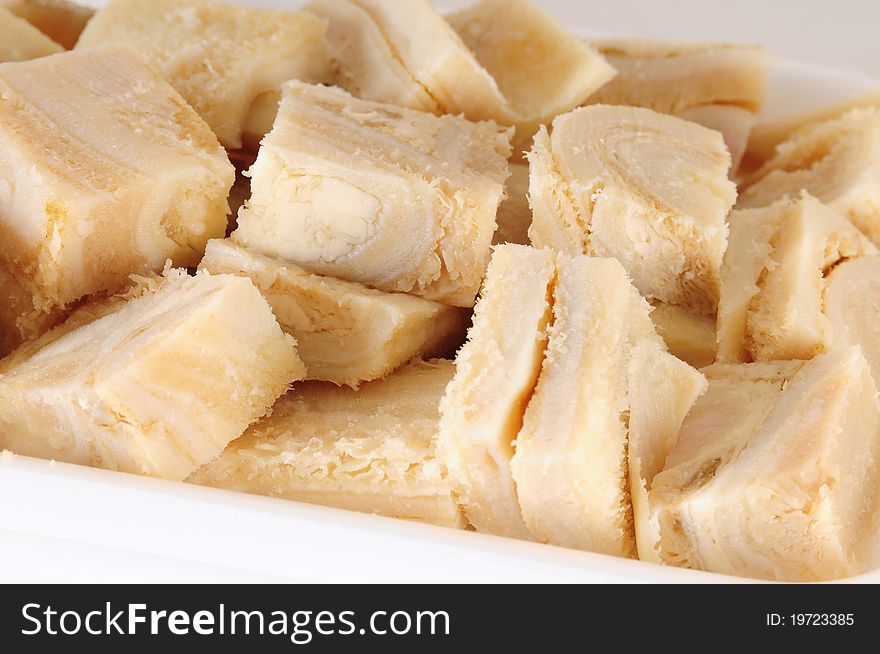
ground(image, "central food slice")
xmin=189 ymin=360 xmax=464 ymax=529
xmin=587 ymin=39 xmax=769 ymax=169
xmin=511 ymin=255 xmax=704 ymax=556
xmin=717 ymin=194 xmax=875 ymax=363
xmin=528 ymin=105 xmax=737 ymax=315
xmin=233 ymin=80 xmax=512 ymax=308
xmin=738 ymin=108 xmax=880 ymax=245
xmin=651 ymin=351 xmax=880 ymax=581
xmin=0 ymin=6 xmax=62 ymax=62
xmin=76 ymin=0 xmax=330 ymax=149
xmin=438 ymin=245 xmax=555 ymax=539
xmin=0 ymin=270 xmax=305 ymax=481
xmin=199 ymin=239 xmax=468 ymax=388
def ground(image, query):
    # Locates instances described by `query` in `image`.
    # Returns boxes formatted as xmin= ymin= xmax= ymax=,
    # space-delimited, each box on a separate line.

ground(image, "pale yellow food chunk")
xmin=528 ymin=105 xmax=737 ymax=314
xmin=511 ymin=255 xmax=703 ymax=557
xmin=0 ymin=270 xmax=305 ymax=481
xmin=588 ymin=39 xmax=769 ymax=170
xmin=233 ymin=81 xmax=512 ymax=308
xmin=825 ymin=256 xmax=880 ymax=384
xmin=447 ymin=0 xmax=615 ymax=151
xmin=739 ymin=109 xmax=880 ymax=245
xmin=649 ymin=302 xmax=718 ymax=369
xmin=493 ymin=162 xmax=532 ymax=246
xmin=303 ymin=0 xmax=437 ymax=114
xmin=651 ymin=350 xmax=880 ymax=581
xmin=717 ymin=194 xmax=875 ymax=363
xmin=438 ymin=245 xmax=554 ymax=539
xmin=189 ymin=360 xmax=464 ymax=529
xmin=745 ymin=89 xmax=880 ymax=170
xmin=77 ymin=0 xmax=330 ymax=149
xmin=0 ymin=45 xmax=234 ymax=346
xmin=1 ymin=0 xmax=93 ymax=49
xmin=199 ymin=239 xmax=468 ymax=388
xmin=0 ymin=6 xmax=62 ymax=61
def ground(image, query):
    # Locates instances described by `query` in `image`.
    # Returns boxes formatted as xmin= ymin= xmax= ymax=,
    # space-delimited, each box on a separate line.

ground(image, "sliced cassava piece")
xmin=1 ymin=0 xmax=94 ymax=49
xmin=738 ymin=108 xmax=880 ymax=245
xmin=717 ymin=194 xmax=876 ymax=363
xmin=825 ymin=256 xmax=880 ymax=383
xmin=303 ymin=0 xmax=438 ymax=114
xmin=651 ymin=350 xmax=880 ymax=581
xmin=233 ymin=80 xmax=512 ymax=308
xmin=511 ymin=255 xmax=704 ymax=557
xmin=649 ymin=302 xmax=718 ymax=369
xmin=447 ymin=0 xmax=615 ymax=151
xmin=76 ymin=0 xmax=330 ymax=149
xmin=493 ymin=163 xmax=531 ymax=246
xmin=199 ymin=239 xmax=468 ymax=388
xmin=438 ymin=245 xmax=555 ymax=539
xmin=0 ymin=269 xmax=305 ymax=481
xmin=528 ymin=105 xmax=737 ymax=315
xmin=587 ymin=39 xmax=769 ymax=170
xmin=189 ymin=359 xmax=464 ymax=529
xmin=0 ymin=6 xmax=63 ymax=61
xmin=744 ymin=89 xmax=880 ymax=170
xmin=0 ymin=45 xmax=234 ymax=346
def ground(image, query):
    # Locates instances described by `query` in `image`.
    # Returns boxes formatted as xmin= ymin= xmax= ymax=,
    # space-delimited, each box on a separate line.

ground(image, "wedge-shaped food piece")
xmin=745 ymin=89 xmax=880 ymax=171
xmin=649 ymin=302 xmax=717 ymax=369
xmin=447 ymin=0 xmax=615 ymax=152
xmin=739 ymin=109 xmax=880 ymax=245
xmin=190 ymin=360 xmax=464 ymax=528
xmin=652 ymin=350 xmax=880 ymax=581
xmin=0 ymin=264 xmax=67 ymax=358
xmin=438 ymin=245 xmax=554 ymax=539
xmin=234 ymin=81 xmax=512 ymax=308
xmin=511 ymin=255 xmax=703 ymax=557
xmin=0 ymin=6 xmax=62 ymax=61
xmin=346 ymin=0 xmax=508 ymax=122
xmin=0 ymin=46 xmax=234 ymax=339
xmin=528 ymin=105 xmax=737 ymax=314
xmin=77 ymin=0 xmax=329 ymax=149
xmin=588 ymin=39 xmax=769 ymax=170
xmin=1 ymin=0 xmax=93 ymax=49
xmin=627 ymin=341 xmax=706 ymax=563
xmin=0 ymin=270 xmax=305 ymax=481
xmin=493 ymin=163 xmax=532 ymax=246
xmin=825 ymin=257 xmax=880 ymax=383
xmin=199 ymin=239 xmax=468 ymax=388
xmin=303 ymin=0 xmax=437 ymax=114
xmin=717 ymin=194 xmax=876 ymax=363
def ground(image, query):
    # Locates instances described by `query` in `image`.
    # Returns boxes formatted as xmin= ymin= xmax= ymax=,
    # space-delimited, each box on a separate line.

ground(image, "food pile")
xmin=1 ymin=0 xmax=879 ymax=582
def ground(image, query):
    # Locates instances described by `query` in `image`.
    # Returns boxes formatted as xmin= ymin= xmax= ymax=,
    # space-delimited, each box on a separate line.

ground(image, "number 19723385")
xmin=766 ymin=614 xmax=854 ymax=627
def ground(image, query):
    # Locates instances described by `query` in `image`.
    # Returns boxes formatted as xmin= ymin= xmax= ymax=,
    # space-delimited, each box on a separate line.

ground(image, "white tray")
xmin=3 ymin=1 xmax=879 ymax=584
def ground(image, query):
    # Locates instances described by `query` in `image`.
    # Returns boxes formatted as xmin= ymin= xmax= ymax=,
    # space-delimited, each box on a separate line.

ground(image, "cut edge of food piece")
xmin=438 ymin=244 xmax=555 ymax=539
xmin=189 ymin=359 xmax=465 ymax=529
xmin=652 ymin=349 xmax=880 ymax=581
xmin=233 ymin=80 xmax=512 ymax=308
xmin=738 ymin=108 xmax=880 ymax=246
xmin=199 ymin=238 xmax=469 ymax=388
xmin=649 ymin=301 xmax=717 ymax=369
xmin=77 ymin=0 xmax=331 ymax=149
xmin=447 ymin=0 xmax=615 ymax=151
xmin=528 ymin=104 xmax=736 ymax=315
xmin=0 ymin=44 xmax=235 ymax=313
xmin=0 ymin=268 xmax=305 ymax=481
xmin=350 ymin=0 xmax=510 ymax=123
xmin=718 ymin=193 xmax=876 ymax=363
xmin=303 ymin=0 xmax=438 ymax=113
xmin=512 ymin=255 xmax=660 ymax=556
xmin=0 ymin=5 xmax=64 ymax=62
xmin=627 ymin=341 xmax=707 ymax=563
xmin=1 ymin=0 xmax=94 ymax=49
